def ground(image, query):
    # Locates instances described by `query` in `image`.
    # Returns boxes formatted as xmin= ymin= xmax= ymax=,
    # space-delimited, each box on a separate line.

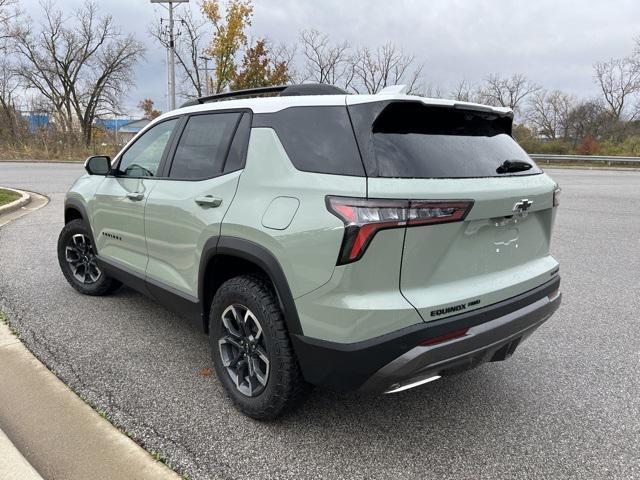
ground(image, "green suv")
xmin=58 ymin=84 xmax=562 ymax=419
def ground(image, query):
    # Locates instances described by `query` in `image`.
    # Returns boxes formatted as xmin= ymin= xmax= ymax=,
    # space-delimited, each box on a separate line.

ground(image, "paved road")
xmin=1 ymin=162 xmax=638 ymax=479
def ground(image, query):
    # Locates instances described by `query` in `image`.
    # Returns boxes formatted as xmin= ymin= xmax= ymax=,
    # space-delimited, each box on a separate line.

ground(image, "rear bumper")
xmin=291 ymin=276 xmax=561 ymax=393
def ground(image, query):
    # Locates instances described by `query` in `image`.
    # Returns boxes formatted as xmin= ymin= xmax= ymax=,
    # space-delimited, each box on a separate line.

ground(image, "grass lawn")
xmin=0 ymin=188 xmax=20 ymax=207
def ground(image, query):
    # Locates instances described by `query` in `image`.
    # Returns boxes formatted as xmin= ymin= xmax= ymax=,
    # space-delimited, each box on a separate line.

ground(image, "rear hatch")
xmin=348 ymin=99 xmax=559 ymax=321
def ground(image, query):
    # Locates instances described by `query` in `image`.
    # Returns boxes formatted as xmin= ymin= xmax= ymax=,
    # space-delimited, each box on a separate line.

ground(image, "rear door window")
xmin=169 ymin=112 xmax=242 ymax=180
xmin=349 ymin=101 xmax=542 ymax=178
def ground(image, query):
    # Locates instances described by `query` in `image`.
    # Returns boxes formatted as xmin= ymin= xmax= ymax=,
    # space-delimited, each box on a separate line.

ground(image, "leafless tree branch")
xmin=593 ymin=56 xmax=640 ymax=121
xmin=478 ymin=73 xmax=540 ymax=113
xmin=299 ymin=29 xmax=353 ymax=90
xmin=11 ymin=0 xmax=145 ymax=145
xmin=526 ymin=89 xmax=575 ymax=140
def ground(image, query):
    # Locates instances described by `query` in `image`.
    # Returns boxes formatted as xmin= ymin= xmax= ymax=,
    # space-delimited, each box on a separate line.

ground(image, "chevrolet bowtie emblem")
xmin=513 ymin=199 xmax=533 ymax=213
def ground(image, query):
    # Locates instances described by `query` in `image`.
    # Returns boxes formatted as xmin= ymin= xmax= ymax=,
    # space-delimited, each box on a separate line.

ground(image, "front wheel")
xmin=57 ymin=219 xmax=121 ymax=296
xmin=209 ymin=274 xmax=310 ymax=420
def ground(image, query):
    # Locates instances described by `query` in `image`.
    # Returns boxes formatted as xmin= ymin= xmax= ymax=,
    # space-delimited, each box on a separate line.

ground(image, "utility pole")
xmin=200 ymin=56 xmax=212 ymax=96
xmin=167 ymin=2 xmax=176 ymax=110
xmin=151 ymin=0 xmax=189 ymax=110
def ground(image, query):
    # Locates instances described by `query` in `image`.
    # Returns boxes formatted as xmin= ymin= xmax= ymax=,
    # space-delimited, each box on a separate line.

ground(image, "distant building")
xmin=95 ymin=118 xmax=135 ymax=132
xmin=117 ymin=118 xmax=151 ymax=144
xmin=19 ymin=112 xmax=50 ymax=132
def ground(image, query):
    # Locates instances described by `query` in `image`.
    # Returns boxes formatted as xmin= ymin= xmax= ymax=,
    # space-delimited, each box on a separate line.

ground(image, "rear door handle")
xmin=195 ymin=195 xmax=222 ymax=208
xmin=126 ymin=192 xmax=144 ymax=201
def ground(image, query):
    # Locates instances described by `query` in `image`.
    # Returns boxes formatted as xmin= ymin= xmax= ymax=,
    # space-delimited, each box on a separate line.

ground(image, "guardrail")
xmin=530 ymin=154 xmax=640 ymax=165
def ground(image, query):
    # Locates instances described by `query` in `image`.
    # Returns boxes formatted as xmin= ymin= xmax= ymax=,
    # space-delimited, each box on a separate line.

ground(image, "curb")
xmin=0 ymin=427 xmax=44 ymax=480
xmin=0 ymin=188 xmax=31 ymax=216
xmin=0 ymin=320 xmax=181 ymax=480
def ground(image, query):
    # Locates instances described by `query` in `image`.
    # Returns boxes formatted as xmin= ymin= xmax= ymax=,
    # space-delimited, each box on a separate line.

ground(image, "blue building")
xmin=116 ymin=118 xmax=151 ymax=143
xmin=19 ymin=112 xmax=50 ymax=132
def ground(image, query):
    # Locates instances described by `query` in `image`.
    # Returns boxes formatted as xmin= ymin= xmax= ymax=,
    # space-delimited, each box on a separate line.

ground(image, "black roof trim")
xmin=179 ymin=83 xmax=348 ymax=108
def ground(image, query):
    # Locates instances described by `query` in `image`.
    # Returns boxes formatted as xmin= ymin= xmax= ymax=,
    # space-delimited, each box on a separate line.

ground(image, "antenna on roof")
xmin=377 ymin=85 xmax=408 ymax=95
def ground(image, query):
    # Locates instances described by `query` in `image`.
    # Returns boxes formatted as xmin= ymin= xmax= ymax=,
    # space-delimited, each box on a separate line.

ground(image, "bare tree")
xmin=478 ymin=73 xmax=540 ymax=113
xmin=0 ymin=0 xmax=18 ymax=41
xmin=564 ymin=99 xmax=609 ymax=147
xmin=450 ymin=79 xmax=476 ymax=102
xmin=299 ymin=29 xmax=354 ymax=89
xmin=150 ymin=8 xmax=209 ymax=98
xmin=352 ymin=43 xmax=424 ymax=94
xmin=12 ymin=1 xmax=145 ymax=145
xmin=419 ymin=82 xmax=442 ymax=98
xmin=593 ymin=56 xmax=640 ymax=121
xmin=0 ymin=55 xmax=21 ymax=142
xmin=526 ymin=89 xmax=575 ymax=140
xmin=271 ymin=41 xmax=296 ymax=79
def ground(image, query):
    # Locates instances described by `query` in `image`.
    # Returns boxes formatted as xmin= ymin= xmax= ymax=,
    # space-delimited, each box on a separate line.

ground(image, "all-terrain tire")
xmin=57 ymin=219 xmax=121 ymax=296
xmin=209 ymin=274 xmax=310 ymax=420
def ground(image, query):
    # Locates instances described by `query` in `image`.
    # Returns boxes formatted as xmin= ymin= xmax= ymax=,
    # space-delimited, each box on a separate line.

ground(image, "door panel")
xmin=93 ymin=177 xmax=157 ymax=275
xmin=143 ymin=111 xmax=250 ymax=298
xmin=144 ymin=172 xmax=242 ymax=296
xmin=92 ymin=117 xmax=180 ymax=276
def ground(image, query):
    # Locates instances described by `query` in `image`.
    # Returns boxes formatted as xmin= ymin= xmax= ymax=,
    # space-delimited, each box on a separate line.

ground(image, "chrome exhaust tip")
xmin=384 ymin=375 xmax=441 ymax=394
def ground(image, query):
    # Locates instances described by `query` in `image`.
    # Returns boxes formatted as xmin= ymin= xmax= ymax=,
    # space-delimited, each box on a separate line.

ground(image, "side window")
xmin=118 ymin=119 xmax=178 ymax=177
xmin=169 ymin=112 xmax=241 ymax=180
xmin=253 ymin=106 xmax=365 ymax=176
xmin=224 ymin=113 xmax=251 ymax=173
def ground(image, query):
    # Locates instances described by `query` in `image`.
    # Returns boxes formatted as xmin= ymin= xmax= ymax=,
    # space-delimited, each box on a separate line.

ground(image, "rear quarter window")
xmin=252 ymin=106 xmax=365 ymax=176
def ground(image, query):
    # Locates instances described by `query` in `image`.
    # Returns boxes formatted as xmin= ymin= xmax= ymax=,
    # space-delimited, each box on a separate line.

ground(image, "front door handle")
xmin=195 ymin=195 xmax=223 ymax=208
xmin=126 ymin=192 xmax=144 ymax=201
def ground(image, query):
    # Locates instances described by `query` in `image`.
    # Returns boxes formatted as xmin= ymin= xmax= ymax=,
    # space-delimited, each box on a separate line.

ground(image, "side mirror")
xmin=84 ymin=155 xmax=111 ymax=176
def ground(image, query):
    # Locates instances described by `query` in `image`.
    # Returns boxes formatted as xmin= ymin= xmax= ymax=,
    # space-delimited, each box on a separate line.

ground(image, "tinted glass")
xmin=170 ymin=112 xmax=241 ymax=179
xmin=118 ymin=119 xmax=178 ymax=177
xmin=224 ymin=113 xmax=251 ymax=173
xmin=352 ymin=102 xmax=541 ymax=178
xmin=254 ymin=107 xmax=365 ymax=176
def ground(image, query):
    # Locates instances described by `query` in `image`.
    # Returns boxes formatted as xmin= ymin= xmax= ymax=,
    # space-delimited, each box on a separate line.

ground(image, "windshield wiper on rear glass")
xmin=496 ymin=159 xmax=533 ymax=174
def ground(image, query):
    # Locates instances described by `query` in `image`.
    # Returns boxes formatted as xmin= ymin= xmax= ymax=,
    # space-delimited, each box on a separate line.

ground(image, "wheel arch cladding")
xmin=63 ymin=199 xmax=99 ymax=252
xmin=64 ymin=206 xmax=83 ymax=224
xmin=199 ymin=236 xmax=304 ymax=336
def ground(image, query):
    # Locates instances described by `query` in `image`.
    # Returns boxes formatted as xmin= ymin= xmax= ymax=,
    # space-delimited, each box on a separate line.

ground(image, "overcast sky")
xmin=18 ymin=0 xmax=640 ymax=116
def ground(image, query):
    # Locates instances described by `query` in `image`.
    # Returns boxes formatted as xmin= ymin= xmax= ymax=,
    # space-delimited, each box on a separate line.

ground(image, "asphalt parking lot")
xmin=0 ymin=162 xmax=638 ymax=480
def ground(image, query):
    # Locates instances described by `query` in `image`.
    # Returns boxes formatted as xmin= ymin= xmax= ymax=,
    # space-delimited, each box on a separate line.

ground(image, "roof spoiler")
xmin=452 ymin=102 xmax=514 ymax=118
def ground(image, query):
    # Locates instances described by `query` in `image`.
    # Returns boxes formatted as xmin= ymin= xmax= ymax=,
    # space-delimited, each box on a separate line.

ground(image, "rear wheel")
xmin=209 ymin=274 xmax=309 ymax=419
xmin=57 ymin=219 xmax=121 ymax=296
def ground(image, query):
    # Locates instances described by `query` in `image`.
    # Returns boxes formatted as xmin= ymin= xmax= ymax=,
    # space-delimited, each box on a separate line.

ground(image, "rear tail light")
xmin=553 ymin=186 xmax=561 ymax=207
xmin=326 ymin=196 xmax=473 ymax=265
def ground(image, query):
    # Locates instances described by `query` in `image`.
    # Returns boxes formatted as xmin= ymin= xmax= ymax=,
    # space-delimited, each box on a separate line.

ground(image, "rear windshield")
xmin=349 ymin=101 xmax=541 ymax=178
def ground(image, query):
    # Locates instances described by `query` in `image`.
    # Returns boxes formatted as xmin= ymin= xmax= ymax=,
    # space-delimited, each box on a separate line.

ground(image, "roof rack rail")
xmin=180 ymin=85 xmax=288 ymax=108
xmin=179 ymin=83 xmax=348 ymax=108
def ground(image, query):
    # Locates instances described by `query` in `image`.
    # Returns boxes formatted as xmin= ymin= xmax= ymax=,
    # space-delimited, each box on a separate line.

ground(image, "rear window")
xmin=252 ymin=106 xmax=365 ymax=176
xmin=349 ymin=101 xmax=541 ymax=178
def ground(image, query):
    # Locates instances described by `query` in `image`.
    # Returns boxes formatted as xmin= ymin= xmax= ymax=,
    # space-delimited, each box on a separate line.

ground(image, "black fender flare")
xmin=64 ymin=198 xmax=98 ymax=251
xmin=198 ymin=236 xmax=303 ymax=336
